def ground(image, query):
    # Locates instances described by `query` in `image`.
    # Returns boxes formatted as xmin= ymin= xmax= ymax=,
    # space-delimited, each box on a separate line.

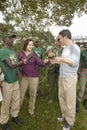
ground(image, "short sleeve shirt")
xmin=0 ymin=47 xmax=19 ymax=83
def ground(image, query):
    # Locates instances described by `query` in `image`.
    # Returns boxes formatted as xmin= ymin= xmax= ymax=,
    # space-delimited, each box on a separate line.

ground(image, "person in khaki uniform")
xmin=0 ymin=35 xmax=29 ymax=130
xmin=50 ymin=29 xmax=80 ymax=130
xmin=18 ymin=38 xmax=49 ymax=118
xmin=46 ymin=41 xmax=63 ymax=104
xmin=76 ymin=43 xmax=87 ymax=112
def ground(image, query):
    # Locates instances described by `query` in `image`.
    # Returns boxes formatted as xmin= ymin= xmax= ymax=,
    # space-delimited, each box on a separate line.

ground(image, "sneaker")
xmin=1 ymin=123 xmax=11 ymax=130
xmin=12 ymin=117 xmax=22 ymax=126
xmin=57 ymin=116 xmax=64 ymax=122
xmin=62 ymin=123 xmax=71 ymax=130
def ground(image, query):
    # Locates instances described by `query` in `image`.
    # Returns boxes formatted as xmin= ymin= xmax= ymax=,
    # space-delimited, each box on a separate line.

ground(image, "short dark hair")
xmin=59 ymin=29 xmax=72 ymax=39
xmin=23 ymin=38 xmax=33 ymax=50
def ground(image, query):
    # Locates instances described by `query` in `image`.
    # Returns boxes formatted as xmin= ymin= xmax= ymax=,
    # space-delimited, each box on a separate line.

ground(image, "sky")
xmin=49 ymin=14 xmax=87 ymax=38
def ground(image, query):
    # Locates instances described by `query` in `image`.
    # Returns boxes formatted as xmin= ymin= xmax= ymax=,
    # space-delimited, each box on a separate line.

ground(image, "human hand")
xmin=50 ymin=57 xmax=61 ymax=64
xmin=54 ymin=57 xmax=61 ymax=63
xmin=47 ymin=52 xmax=55 ymax=59
xmin=44 ymin=59 xmax=49 ymax=64
xmin=23 ymin=58 xmax=27 ymax=64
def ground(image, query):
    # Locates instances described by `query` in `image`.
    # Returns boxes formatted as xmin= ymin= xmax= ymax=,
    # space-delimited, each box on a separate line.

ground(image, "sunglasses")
xmin=57 ymin=38 xmax=60 ymax=41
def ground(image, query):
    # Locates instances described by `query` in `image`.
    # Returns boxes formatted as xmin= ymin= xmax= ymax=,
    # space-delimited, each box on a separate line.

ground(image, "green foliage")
xmin=0 ymin=0 xmax=87 ymax=52
xmin=0 ymin=0 xmax=87 ymax=30
xmin=0 ymin=0 xmax=6 ymax=11
xmin=0 ymin=23 xmax=15 ymax=42
xmin=0 ymin=22 xmax=55 ymax=52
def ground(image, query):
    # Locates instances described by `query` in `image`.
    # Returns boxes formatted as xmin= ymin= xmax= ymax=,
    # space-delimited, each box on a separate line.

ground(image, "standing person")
xmin=33 ymin=39 xmax=44 ymax=59
xmin=0 ymin=35 xmax=27 ymax=130
xmin=46 ymin=41 xmax=63 ymax=104
xmin=18 ymin=38 xmax=49 ymax=118
xmin=76 ymin=42 xmax=87 ymax=112
xmin=33 ymin=39 xmax=44 ymax=97
xmin=51 ymin=29 xmax=80 ymax=130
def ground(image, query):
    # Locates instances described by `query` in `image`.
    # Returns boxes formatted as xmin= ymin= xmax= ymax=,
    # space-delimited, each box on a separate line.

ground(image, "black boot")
xmin=12 ymin=117 xmax=22 ymax=126
xmin=76 ymin=100 xmax=80 ymax=112
xmin=1 ymin=123 xmax=11 ymax=130
xmin=83 ymin=99 xmax=87 ymax=110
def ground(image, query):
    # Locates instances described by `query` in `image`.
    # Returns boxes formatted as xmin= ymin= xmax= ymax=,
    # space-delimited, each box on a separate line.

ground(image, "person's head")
xmin=34 ymin=40 xmax=40 ymax=47
xmin=84 ymin=42 xmax=87 ymax=48
xmin=3 ymin=34 xmax=16 ymax=47
xmin=58 ymin=29 xmax=72 ymax=45
xmin=55 ymin=36 xmax=62 ymax=48
xmin=23 ymin=38 xmax=34 ymax=51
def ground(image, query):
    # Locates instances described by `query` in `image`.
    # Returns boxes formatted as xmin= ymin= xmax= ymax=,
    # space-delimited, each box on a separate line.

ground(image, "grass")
xmin=3 ymin=93 xmax=87 ymax=130
xmin=0 ymin=70 xmax=87 ymax=130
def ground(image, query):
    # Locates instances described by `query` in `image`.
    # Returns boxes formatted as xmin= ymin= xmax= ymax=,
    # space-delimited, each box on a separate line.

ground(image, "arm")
xmin=51 ymin=45 xmax=80 ymax=66
xmin=34 ymin=53 xmax=49 ymax=66
xmin=50 ymin=57 xmax=73 ymax=66
xmin=57 ymin=57 xmax=73 ymax=66
xmin=5 ymin=59 xmax=25 ymax=69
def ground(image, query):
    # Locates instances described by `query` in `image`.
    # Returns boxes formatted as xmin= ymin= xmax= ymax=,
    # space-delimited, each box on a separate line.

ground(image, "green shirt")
xmin=33 ymin=46 xmax=44 ymax=59
xmin=80 ymin=49 xmax=87 ymax=68
xmin=0 ymin=47 xmax=19 ymax=83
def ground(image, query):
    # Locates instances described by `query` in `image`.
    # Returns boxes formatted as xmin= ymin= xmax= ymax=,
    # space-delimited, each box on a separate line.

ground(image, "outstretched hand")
xmin=50 ymin=57 xmax=61 ymax=64
xmin=47 ymin=52 xmax=55 ymax=59
xmin=44 ymin=59 xmax=49 ymax=64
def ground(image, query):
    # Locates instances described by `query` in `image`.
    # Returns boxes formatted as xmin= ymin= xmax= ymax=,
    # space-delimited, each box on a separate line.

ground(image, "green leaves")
xmin=0 ymin=0 xmax=87 ymax=27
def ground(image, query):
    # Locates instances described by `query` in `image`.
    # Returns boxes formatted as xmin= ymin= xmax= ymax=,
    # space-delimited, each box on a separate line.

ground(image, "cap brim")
xmin=10 ymin=34 xmax=16 ymax=38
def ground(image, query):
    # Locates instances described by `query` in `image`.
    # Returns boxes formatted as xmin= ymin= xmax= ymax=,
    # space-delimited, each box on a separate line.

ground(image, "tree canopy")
xmin=0 ymin=0 xmax=87 ymax=51
xmin=0 ymin=0 xmax=87 ymax=28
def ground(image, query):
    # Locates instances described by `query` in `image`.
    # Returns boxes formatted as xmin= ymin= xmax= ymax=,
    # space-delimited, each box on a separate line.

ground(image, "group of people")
xmin=0 ymin=35 xmax=49 ymax=130
xmin=0 ymin=29 xmax=86 ymax=130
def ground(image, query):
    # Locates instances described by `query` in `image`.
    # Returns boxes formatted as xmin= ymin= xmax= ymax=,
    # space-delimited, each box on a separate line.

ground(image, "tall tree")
xmin=0 ymin=0 xmax=87 ymax=28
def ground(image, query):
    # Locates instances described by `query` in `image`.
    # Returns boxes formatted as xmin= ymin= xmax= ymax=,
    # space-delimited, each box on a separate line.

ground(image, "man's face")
xmin=84 ymin=43 xmax=87 ymax=48
xmin=55 ymin=39 xmax=61 ymax=48
xmin=34 ymin=41 xmax=40 ymax=47
xmin=57 ymin=35 xmax=65 ymax=45
xmin=4 ymin=37 xmax=14 ymax=47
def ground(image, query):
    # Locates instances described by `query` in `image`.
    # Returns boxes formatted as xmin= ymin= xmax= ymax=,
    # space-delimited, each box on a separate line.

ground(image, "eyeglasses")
xmin=57 ymin=38 xmax=60 ymax=41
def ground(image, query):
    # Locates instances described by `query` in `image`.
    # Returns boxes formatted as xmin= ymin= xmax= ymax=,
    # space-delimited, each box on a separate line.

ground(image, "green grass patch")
xmin=0 ymin=76 xmax=87 ymax=130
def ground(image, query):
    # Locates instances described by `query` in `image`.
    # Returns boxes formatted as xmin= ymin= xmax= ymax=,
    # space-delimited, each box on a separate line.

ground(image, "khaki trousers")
xmin=20 ymin=76 xmax=39 ymax=115
xmin=0 ymin=81 xmax=20 ymax=124
xmin=59 ymin=74 xmax=77 ymax=126
xmin=77 ymin=70 xmax=87 ymax=101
